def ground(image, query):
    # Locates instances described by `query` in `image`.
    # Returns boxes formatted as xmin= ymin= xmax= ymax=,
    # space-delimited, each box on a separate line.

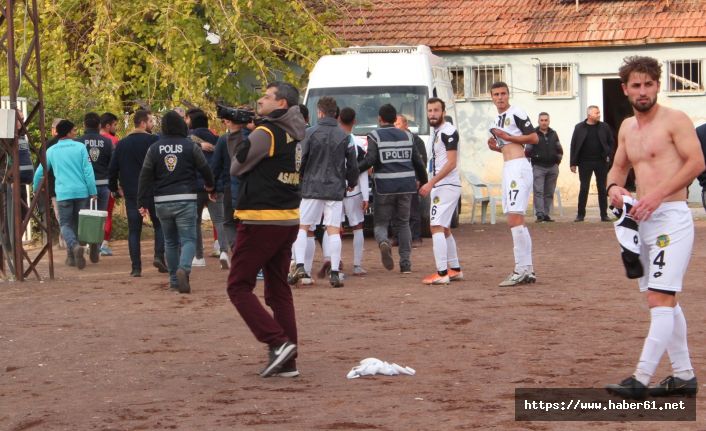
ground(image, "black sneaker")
xmin=169 ymin=283 xmax=179 ymax=292
xmin=287 ymin=264 xmax=308 ymax=285
xmin=274 ymin=366 xmax=300 ymax=378
xmin=574 ymin=216 xmax=585 ymax=222
xmin=153 ymin=256 xmax=168 ymax=273
xmin=400 ymin=264 xmax=412 ymax=274
xmin=649 ymin=375 xmax=698 ymax=397
xmin=606 ymin=376 xmax=648 ymax=399
xmin=601 ymin=216 xmax=612 ymax=222
xmin=330 ymin=271 xmax=344 ymax=288
xmin=379 ymin=241 xmax=394 ymax=271
xmin=73 ymin=245 xmax=86 ymax=270
xmin=130 ymin=268 xmax=142 ymax=277
xmin=535 ymin=216 xmax=545 ymax=223
xmin=65 ymin=255 xmax=76 ymax=267
xmin=260 ymin=341 xmax=297 ymax=377
xmin=89 ymin=244 xmax=100 ymax=263
xmin=543 ymin=215 xmax=555 ymax=222
xmin=176 ymin=268 xmax=190 ymax=294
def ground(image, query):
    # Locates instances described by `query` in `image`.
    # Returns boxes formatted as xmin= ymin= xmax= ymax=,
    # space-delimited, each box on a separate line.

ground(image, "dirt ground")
xmin=2 ymin=218 xmax=706 ymax=430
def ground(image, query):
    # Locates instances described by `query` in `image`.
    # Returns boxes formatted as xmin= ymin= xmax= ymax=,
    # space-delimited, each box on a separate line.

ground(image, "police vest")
xmin=236 ymin=122 xmax=301 ymax=222
xmin=370 ymin=128 xmax=416 ymax=195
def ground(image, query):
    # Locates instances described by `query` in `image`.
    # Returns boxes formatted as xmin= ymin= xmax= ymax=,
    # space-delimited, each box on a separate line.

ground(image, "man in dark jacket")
xmin=287 ymin=96 xmax=357 ymax=287
xmin=395 ymin=114 xmax=427 ymax=246
xmin=109 ymin=109 xmax=166 ymax=277
xmin=186 ymin=108 xmax=220 ymax=267
xmin=137 ymin=111 xmax=215 ymax=293
xmin=360 ymin=104 xmax=427 ymax=273
xmin=226 ymin=82 xmax=306 ymax=378
xmin=570 ymin=105 xmax=615 ymax=222
xmin=527 ymin=112 xmax=563 ymax=222
xmin=77 ymin=112 xmax=113 ymax=263
xmin=697 ymin=123 xmax=706 ymax=211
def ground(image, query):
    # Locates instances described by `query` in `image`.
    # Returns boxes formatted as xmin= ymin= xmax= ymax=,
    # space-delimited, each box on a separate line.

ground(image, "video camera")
xmin=216 ymin=103 xmax=255 ymax=125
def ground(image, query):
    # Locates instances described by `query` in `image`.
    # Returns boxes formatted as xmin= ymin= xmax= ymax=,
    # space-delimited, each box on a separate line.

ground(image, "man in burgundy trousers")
xmin=226 ymin=82 xmax=307 ymax=378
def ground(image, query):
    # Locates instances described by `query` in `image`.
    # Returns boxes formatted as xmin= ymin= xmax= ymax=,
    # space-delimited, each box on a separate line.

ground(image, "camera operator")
xmin=211 ymin=104 xmax=255 ymax=267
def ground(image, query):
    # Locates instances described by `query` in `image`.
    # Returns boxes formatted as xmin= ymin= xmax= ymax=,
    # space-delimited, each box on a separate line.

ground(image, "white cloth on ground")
xmin=346 ymin=357 xmax=415 ymax=379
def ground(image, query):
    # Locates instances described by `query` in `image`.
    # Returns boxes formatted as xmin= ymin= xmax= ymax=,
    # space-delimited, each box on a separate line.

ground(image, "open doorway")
xmin=602 ymin=78 xmax=635 ymax=190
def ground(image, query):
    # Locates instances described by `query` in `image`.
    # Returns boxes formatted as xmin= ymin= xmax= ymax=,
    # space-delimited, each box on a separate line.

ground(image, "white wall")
xmin=441 ymin=44 xmax=706 ymax=205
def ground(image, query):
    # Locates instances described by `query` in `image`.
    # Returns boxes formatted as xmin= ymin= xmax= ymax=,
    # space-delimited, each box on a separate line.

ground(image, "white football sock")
xmin=322 ymin=231 xmax=330 ymax=261
xmin=304 ymin=236 xmax=315 ymax=275
xmin=446 ymin=234 xmax=460 ymax=269
xmin=353 ymin=229 xmax=364 ymax=267
xmin=511 ymin=225 xmax=533 ymax=272
xmin=635 ymin=306 xmax=675 ymax=386
xmin=667 ymin=304 xmax=695 ymax=380
xmin=432 ymin=232 xmax=447 ymax=272
xmin=293 ymin=229 xmax=308 ymax=265
xmin=328 ymin=233 xmax=342 ymax=272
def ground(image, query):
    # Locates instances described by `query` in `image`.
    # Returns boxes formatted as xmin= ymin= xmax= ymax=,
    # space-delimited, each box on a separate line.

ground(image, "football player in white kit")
xmin=604 ymin=56 xmax=703 ymax=399
xmin=487 ymin=82 xmax=539 ymax=286
xmin=419 ymin=98 xmax=463 ymax=285
xmin=339 ymin=107 xmax=369 ymax=276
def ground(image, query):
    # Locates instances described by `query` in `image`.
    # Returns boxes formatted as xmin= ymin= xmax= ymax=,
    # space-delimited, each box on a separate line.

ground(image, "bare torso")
xmin=620 ymin=105 xmax=688 ymax=202
xmin=500 ymin=143 xmax=526 ymax=161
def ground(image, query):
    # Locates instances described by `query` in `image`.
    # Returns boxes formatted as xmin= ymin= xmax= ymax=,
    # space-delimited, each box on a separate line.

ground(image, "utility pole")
xmin=0 ymin=0 xmax=54 ymax=281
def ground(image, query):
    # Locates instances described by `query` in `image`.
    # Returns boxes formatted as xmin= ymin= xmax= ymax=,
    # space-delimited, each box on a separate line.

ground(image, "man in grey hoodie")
xmin=226 ymin=82 xmax=307 ymax=378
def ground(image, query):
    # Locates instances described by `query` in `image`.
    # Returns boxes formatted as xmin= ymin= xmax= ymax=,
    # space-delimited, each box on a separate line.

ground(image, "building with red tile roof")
xmin=320 ymin=0 xmax=706 ymax=209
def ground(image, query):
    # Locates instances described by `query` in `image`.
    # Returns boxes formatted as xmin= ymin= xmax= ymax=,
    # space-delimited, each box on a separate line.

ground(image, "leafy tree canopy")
xmin=6 ymin=0 xmax=350 ymax=125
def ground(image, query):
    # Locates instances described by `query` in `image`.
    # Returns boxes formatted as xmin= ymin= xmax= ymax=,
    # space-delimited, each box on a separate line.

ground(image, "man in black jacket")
xmin=570 ymin=105 xmax=615 ymax=222
xmin=360 ymin=104 xmax=427 ymax=273
xmin=77 ymin=112 xmax=113 ymax=263
xmin=697 ymin=123 xmax=706 ymax=211
xmin=109 ymin=109 xmax=166 ymax=277
xmin=137 ymin=111 xmax=215 ymax=293
xmin=527 ymin=112 xmax=563 ymax=222
xmin=288 ymin=96 xmax=358 ymax=287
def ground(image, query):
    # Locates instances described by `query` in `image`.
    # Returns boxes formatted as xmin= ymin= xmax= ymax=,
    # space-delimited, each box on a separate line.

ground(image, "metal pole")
xmin=6 ymin=0 xmax=24 ymax=280
xmin=30 ymin=0 xmax=52 ymax=279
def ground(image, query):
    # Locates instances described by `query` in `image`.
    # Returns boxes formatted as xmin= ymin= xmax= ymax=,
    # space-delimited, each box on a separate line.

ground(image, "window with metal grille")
xmin=667 ymin=60 xmax=703 ymax=93
xmin=471 ymin=65 xmax=505 ymax=99
xmin=538 ymin=63 xmax=573 ymax=96
xmin=450 ymin=67 xmax=465 ymax=100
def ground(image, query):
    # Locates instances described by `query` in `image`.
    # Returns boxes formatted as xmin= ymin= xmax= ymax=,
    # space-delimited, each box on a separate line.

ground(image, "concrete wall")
xmin=440 ymin=44 xmax=706 ymax=206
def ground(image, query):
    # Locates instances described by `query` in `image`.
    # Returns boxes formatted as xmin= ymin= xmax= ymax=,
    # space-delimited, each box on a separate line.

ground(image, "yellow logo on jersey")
xmin=433 ymin=196 xmax=440 ymax=204
xmin=510 ymin=180 xmax=517 ymax=189
xmin=504 ymin=118 xmax=511 ymax=126
xmin=656 ymin=235 xmax=670 ymax=248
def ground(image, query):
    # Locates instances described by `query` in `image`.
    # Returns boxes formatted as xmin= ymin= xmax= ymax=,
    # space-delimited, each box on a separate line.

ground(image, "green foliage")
xmin=4 ymin=0 xmax=345 ymax=123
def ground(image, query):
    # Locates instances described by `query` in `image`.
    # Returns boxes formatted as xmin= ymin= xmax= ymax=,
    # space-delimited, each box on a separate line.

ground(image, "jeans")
xmin=223 ymin=186 xmax=237 ymax=250
xmin=196 ymin=192 xmax=227 ymax=257
xmin=155 ymin=201 xmax=197 ymax=285
xmin=96 ymin=185 xmax=110 ymax=211
xmin=57 ymin=197 xmax=89 ymax=253
xmin=532 ymin=164 xmax=559 ymax=218
xmin=374 ymin=193 xmax=413 ymax=268
xmin=409 ymin=193 xmax=421 ymax=241
xmin=125 ymin=198 xmax=165 ymax=271
xmin=577 ymin=160 xmax=609 ymax=218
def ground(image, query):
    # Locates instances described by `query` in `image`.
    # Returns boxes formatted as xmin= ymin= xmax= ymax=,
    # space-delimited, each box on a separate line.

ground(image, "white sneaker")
xmin=219 ymin=251 xmax=230 ymax=269
xmin=300 ymin=277 xmax=315 ymax=286
xmin=498 ymin=271 xmax=531 ymax=287
xmin=353 ymin=266 xmax=367 ymax=276
xmin=192 ymin=257 xmax=206 ymax=267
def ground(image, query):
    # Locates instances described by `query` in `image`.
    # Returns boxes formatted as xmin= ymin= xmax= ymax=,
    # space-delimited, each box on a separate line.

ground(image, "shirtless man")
xmin=487 ymin=82 xmax=539 ymax=286
xmin=604 ymin=56 xmax=704 ymax=399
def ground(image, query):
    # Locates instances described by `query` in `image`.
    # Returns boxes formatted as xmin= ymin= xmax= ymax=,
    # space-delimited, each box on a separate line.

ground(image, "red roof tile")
xmin=329 ymin=0 xmax=706 ymax=51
